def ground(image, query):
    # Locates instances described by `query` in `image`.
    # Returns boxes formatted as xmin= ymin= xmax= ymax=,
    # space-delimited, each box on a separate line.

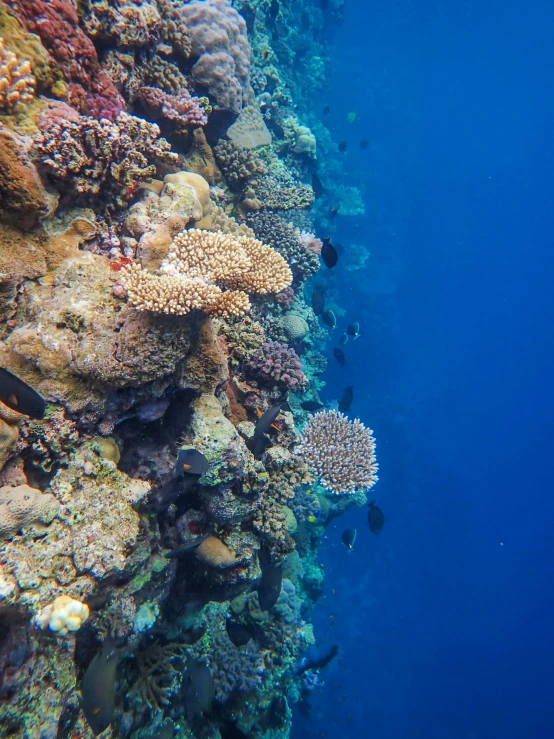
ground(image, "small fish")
xmin=183 ymin=661 xmax=214 ymax=721
xmin=346 ymin=322 xmax=360 ymax=339
xmin=81 ymin=637 xmax=118 ymax=736
xmin=321 ymin=238 xmax=338 ymax=268
xmin=347 ymin=112 xmax=357 ymax=123
xmin=219 ymin=721 xmax=249 ymax=739
xmin=301 ymin=401 xmax=325 ymax=412
xmin=164 ymin=534 xmax=210 ymax=559
xmin=338 ymin=386 xmax=353 ymax=413
xmin=297 ymin=644 xmax=339 ymax=675
xmin=339 ymin=333 xmax=349 ymax=345
xmin=175 ymin=449 xmax=208 ymax=479
xmin=368 ymin=500 xmax=385 ymax=534
xmin=311 ymin=285 xmax=325 ymax=315
xmin=360 ymin=139 xmax=369 ymax=149
xmin=328 ymin=203 xmax=340 ymax=218
xmin=323 ymin=105 xmax=331 ymax=115
xmin=311 ymin=171 xmax=325 ymax=198
xmin=333 ymin=348 xmax=346 ymax=367
xmin=226 ymin=620 xmax=253 ymax=647
xmin=338 ymin=141 xmax=347 ymax=153
xmin=0 ymin=367 xmax=46 ymax=419
xmin=321 ymin=310 xmax=336 ymax=329
xmin=258 ymin=558 xmax=283 ymax=611
xmin=260 ymin=47 xmax=270 ymax=61
xmin=341 ymin=528 xmax=357 ymax=550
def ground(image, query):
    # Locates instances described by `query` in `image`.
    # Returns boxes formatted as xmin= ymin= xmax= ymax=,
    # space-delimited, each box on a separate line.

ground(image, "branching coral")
xmin=33 ymin=112 xmax=178 ymax=205
xmin=264 ymin=446 xmax=313 ymax=504
xmin=248 ymin=341 xmax=307 ymax=391
xmin=297 ymin=410 xmax=379 ymax=495
xmin=214 ymin=139 xmax=267 ymax=188
xmin=121 ymin=229 xmax=292 ymax=318
xmin=0 ymin=37 xmax=35 ymax=110
xmin=253 ymin=494 xmax=296 ymax=561
xmin=134 ymin=642 xmax=188 ymax=712
xmin=209 ymin=620 xmax=264 ymax=702
xmin=251 ymin=173 xmax=314 ymax=210
xmin=138 ymin=86 xmax=208 ymax=129
xmin=246 ymin=212 xmax=320 ymax=281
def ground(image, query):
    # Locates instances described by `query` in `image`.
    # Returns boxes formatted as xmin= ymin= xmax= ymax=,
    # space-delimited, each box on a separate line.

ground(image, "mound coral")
xmin=0 ymin=36 xmax=35 ymax=110
xmin=0 ymin=484 xmax=59 ymax=540
xmin=281 ymin=315 xmax=309 ymax=341
xmin=180 ymin=0 xmax=251 ymax=114
xmin=35 ymin=594 xmax=89 ymax=635
xmin=297 ymin=410 xmax=379 ymax=495
xmin=248 ymin=341 xmax=307 ymax=391
xmin=121 ymin=229 xmax=292 ymax=318
xmin=227 ymin=104 xmax=271 ymax=149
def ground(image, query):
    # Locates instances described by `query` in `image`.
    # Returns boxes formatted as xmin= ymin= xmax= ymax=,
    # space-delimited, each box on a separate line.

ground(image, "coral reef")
xmin=248 ymin=341 xmax=307 ymax=392
xmin=298 ymin=411 xmax=379 ymax=495
xmin=0 ymin=36 xmax=35 ymax=110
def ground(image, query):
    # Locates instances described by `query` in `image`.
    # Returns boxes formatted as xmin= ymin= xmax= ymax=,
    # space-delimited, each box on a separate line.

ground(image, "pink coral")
xmin=180 ymin=0 xmax=251 ymax=114
xmin=296 ymin=230 xmax=323 ymax=255
xmin=248 ymin=341 xmax=307 ymax=391
xmin=138 ymin=86 xmax=208 ymax=128
xmin=274 ymin=287 xmax=295 ymax=309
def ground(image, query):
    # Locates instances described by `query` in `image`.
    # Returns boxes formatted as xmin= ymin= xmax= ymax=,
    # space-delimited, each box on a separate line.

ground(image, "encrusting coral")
xmin=297 ymin=410 xmax=379 ymax=495
xmin=0 ymin=484 xmax=59 ymax=540
xmin=121 ymin=228 xmax=292 ymax=318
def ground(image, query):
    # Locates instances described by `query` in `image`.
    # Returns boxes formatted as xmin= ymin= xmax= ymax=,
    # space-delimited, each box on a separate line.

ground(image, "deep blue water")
xmin=293 ymin=1 xmax=554 ymax=737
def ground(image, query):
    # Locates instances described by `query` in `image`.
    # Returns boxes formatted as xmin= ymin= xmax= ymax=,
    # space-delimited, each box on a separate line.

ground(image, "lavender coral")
xmin=248 ymin=340 xmax=307 ymax=391
xmin=180 ymin=0 xmax=251 ymax=114
xmin=297 ymin=410 xmax=379 ymax=495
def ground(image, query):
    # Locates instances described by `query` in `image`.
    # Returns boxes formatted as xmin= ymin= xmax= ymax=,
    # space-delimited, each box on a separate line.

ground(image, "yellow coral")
xmin=35 ymin=595 xmax=90 ymax=635
xmin=121 ymin=228 xmax=292 ymax=318
xmin=0 ymin=37 xmax=35 ymax=110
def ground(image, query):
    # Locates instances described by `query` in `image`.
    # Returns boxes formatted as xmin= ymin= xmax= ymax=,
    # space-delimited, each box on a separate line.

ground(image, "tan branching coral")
xmin=0 ymin=37 xmax=35 ymax=110
xmin=265 ymin=446 xmax=313 ymax=504
xmin=297 ymin=410 xmax=379 ymax=495
xmin=121 ymin=229 xmax=292 ymax=318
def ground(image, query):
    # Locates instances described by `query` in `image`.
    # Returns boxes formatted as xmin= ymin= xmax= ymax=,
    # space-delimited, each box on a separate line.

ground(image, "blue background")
xmin=293 ymin=1 xmax=554 ymax=737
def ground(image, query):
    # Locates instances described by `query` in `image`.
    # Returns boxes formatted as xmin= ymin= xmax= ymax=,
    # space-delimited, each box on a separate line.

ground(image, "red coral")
xmin=138 ymin=86 xmax=208 ymax=128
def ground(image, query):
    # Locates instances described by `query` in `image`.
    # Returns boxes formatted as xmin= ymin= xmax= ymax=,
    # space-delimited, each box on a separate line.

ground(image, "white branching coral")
xmin=297 ymin=410 xmax=378 ymax=495
xmin=121 ymin=228 xmax=292 ymax=318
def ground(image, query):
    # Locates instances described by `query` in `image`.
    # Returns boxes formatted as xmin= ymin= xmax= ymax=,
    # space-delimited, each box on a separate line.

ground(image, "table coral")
xmin=121 ymin=229 xmax=292 ymax=318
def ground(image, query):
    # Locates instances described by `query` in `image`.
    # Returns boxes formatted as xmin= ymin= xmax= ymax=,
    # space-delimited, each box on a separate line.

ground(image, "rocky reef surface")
xmin=0 ymin=1 xmax=375 ymax=737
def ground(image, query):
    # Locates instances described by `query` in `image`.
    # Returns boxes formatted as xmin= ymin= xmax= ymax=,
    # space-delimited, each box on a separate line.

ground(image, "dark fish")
xmin=0 ymin=367 xmax=46 ymax=419
xmin=253 ymin=405 xmax=281 ymax=458
xmin=226 ymin=620 xmax=253 ymax=647
xmin=297 ymin=644 xmax=339 ymax=675
xmin=321 ymin=238 xmax=338 ymax=268
xmin=338 ymin=386 xmax=353 ymax=413
xmin=183 ymin=661 xmax=214 ymax=721
xmin=338 ymin=141 xmax=347 ymax=153
xmin=311 ymin=286 xmax=325 ymax=315
xmin=346 ymin=322 xmax=360 ymax=339
xmin=341 ymin=528 xmax=357 ymax=550
xmin=311 ymin=171 xmax=324 ymax=198
xmin=333 ymin=348 xmax=346 ymax=367
xmin=360 ymin=139 xmax=369 ymax=150
xmin=323 ymin=105 xmax=331 ymax=115
xmin=328 ymin=203 xmax=340 ymax=218
xmin=301 ymin=401 xmax=325 ymax=412
xmin=339 ymin=333 xmax=349 ymax=345
xmin=258 ymin=560 xmax=283 ymax=611
xmin=81 ymin=637 xmax=118 ymax=736
xmin=164 ymin=534 xmax=210 ymax=559
xmin=321 ymin=310 xmax=336 ymax=329
xmin=368 ymin=500 xmax=385 ymax=534
xmin=219 ymin=721 xmax=249 ymax=739
xmin=175 ymin=448 xmax=208 ymax=479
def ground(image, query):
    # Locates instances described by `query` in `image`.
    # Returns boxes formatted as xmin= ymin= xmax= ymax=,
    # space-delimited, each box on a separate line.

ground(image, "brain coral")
xmin=0 ymin=484 xmax=59 ymax=540
xmin=281 ymin=315 xmax=309 ymax=341
xmin=297 ymin=410 xmax=379 ymax=495
xmin=180 ymin=0 xmax=251 ymax=114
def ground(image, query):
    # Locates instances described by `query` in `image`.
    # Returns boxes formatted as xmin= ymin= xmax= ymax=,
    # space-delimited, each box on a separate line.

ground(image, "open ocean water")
xmin=293 ymin=1 xmax=554 ymax=738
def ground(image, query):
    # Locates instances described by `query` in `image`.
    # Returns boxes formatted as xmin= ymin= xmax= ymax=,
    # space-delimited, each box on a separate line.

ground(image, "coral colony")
xmin=0 ymin=0 xmax=374 ymax=737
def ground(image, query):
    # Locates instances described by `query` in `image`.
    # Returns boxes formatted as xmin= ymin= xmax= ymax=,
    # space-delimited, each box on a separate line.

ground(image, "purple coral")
xmin=248 ymin=341 xmax=307 ymax=391
xmin=210 ymin=625 xmax=264 ymax=702
xmin=138 ymin=86 xmax=208 ymax=127
xmin=180 ymin=0 xmax=251 ymax=114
